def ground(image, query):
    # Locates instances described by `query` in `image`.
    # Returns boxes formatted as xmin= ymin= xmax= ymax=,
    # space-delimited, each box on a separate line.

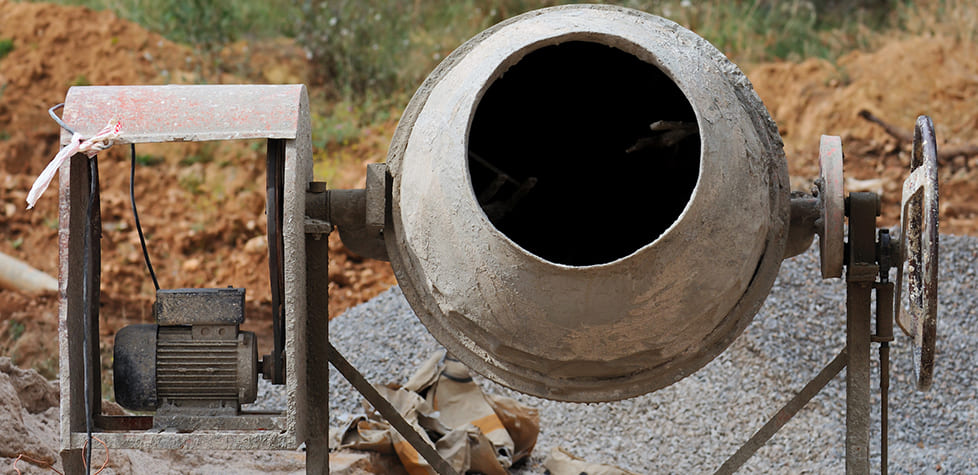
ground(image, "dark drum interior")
xmin=468 ymin=41 xmax=700 ymax=266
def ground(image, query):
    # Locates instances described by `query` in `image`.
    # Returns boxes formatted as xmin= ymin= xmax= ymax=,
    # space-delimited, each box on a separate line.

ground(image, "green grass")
xmin=27 ymin=0 xmax=967 ymax=146
xmin=135 ymin=154 xmax=164 ymax=166
xmin=295 ymin=0 xmax=900 ymax=119
xmin=178 ymin=142 xmax=216 ymax=166
xmin=33 ymin=0 xmax=300 ymax=48
xmin=0 ymin=38 xmax=13 ymax=60
xmin=69 ymin=74 xmax=91 ymax=87
xmin=27 ymin=0 xmax=903 ymax=94
xmin=178 ymin=173 xmax=205 ymax=195
xmin=7 ymin=321 xmax=25 ymax=342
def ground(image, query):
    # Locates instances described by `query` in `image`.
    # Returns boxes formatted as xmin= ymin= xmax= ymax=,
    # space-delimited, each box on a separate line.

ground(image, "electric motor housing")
xmin=113 ymin=288 xmax=258 ymax=412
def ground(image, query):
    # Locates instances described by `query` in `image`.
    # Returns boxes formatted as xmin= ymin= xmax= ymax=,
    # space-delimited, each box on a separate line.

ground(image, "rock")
xmin=0 ymin=369 xmax=58 ymax=464
xmin=0 ymin=357 xmax=59 ymax=414
xmin=244 ymin=235 xmax=268 ymax=254
xmin=182 ymin=258 xmax=202 ymax=272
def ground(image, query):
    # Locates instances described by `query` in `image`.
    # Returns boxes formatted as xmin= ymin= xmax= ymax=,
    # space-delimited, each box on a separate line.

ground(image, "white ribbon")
xmin=27 ymin=119 xmax=121 ymax=209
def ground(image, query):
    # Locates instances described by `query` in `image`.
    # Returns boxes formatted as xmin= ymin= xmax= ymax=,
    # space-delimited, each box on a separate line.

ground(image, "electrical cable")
xmin=48 ymin=103 xmax=76 ymax=135
xmin=130 ymin=143 xmax=159 ymax=290
xmin=49 ymin=104 xmax=156 ymax=473
xmin=81 ymin=156 xmax=96 ymax=474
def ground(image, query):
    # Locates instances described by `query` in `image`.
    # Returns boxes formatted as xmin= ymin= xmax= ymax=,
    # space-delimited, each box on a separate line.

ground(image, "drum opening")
xmin=468 ymin=41 xmax=700 ymax=266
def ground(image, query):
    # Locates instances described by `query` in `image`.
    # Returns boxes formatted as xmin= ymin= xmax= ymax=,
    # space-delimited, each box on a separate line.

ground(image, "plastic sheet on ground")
xmin=542 ymin=447 xmax=640 ymax=475
xmin=338 ymin=350 xmax=539 ymax=474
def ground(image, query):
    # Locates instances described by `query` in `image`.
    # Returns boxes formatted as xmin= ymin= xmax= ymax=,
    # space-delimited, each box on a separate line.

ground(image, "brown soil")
xmin=0 ymin=0 xmax=396 ymax=369
xmin=0 ymin=2 xmax=977 ymax=468
xmin=747 ymin=34 xmax=978 ymax=234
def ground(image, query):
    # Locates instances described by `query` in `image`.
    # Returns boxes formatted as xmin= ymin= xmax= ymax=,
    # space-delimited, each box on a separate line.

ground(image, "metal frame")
xmin=716 ymin=192 xmax=894 ymax=475
xmin=56 ymin=85 xmax=324 ymax=473
xmin=53 ymin=84 xmax=934 ymax=475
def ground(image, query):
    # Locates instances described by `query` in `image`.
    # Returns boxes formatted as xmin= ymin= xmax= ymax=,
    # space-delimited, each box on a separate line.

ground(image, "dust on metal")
xmin=57 ymin=84 xmax=315 ymax=457
xmin=817 ymin=135 xmax=845 ymax=278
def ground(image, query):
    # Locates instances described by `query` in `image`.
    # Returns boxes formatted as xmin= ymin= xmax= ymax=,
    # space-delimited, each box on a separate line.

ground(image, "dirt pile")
xmin=0 ymin=0 xmax=198 ymax=175
xmin=0 ymin=357 xmax=60 ymax=469
xmin=0 ymin=1 xmax=395 ymax=370
xmin=748 ymin=34 xmax=978 ymax=234
xmin=0 ymin=356 xmax=306 ymax=474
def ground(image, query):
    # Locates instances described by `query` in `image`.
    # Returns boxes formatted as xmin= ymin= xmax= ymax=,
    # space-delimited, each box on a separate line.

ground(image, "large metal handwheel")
xmin=894 ymin=115 xmax=940 ymax=391
xmin=817 ymin=135 xmax=845 ymax=278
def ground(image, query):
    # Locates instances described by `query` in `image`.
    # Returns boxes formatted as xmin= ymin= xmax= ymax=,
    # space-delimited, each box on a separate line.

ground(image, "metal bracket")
xmin=894 ymin=116 xmax=939 ymax=391
xmin=719 ymin=129 xmax=939 ymax=474
xmin=57 ymin=86 xmax=316 ymax=470
xmin=322 ymin=163 xmax=390 ymax=261
xmin=818 ymin=135 xmax=845 ymax=278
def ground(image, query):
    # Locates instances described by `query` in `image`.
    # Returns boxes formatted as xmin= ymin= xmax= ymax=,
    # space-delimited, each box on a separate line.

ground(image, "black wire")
xmin=81 ymin=157 xmax=96 ymax=474
xmin=130 ymin=143 xmax=160 ymax=290
xmin=51 ymin=105 xmax=156 ymax=473
xmin=48 ymin=103 xmax=76 ymax=136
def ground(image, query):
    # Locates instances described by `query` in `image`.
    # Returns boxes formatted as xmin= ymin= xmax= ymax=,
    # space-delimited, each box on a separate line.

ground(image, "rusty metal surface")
xmin=894 ymin=115 xmax=939 ymax=391
xmin=266 ymin=139 xmax=287 ymax=384
xmin=784 ymin=194 xmax=819 ymax=258
xmin=93 ymin=415 xmax=153 ymax=431
xmin=384 ymin=4 xmax=789 ymax=402
xmin=329 ymin=189 xmax=389 ymax=261
xmin=875 ymin=280 xmax=895 ymax=474
xmin=304 ymin=230 xmax=330 ymax=475
xmin=61 ymin=85 xmax=306 ymax=143
xmin=845 ymin=192 xmax=879 ymax=475
xmin=817 ymin=135 xmax=845 ymax=278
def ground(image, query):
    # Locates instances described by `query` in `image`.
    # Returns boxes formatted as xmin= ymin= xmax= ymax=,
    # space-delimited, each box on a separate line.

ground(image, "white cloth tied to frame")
xmin=26 ymin=119 xmax=121 ymax=210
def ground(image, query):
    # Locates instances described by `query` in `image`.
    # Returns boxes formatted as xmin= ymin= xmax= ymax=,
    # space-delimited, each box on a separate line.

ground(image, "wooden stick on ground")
xmin=0 ymin=251 xmax=58 ymax=293
xmin=858 ymin=110 xmax=978 ymax=162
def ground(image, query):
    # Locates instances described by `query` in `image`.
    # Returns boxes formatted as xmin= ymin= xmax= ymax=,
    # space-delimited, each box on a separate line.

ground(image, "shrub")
xmin=0 ymin=38 xmax=14 ymax=60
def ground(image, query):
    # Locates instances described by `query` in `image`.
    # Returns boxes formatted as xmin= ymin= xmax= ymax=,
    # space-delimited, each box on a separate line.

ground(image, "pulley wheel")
xmin=895 ymin=115 xmax=939 ymax=391
xmin=817 ymin=135 xmax=845 ymax=278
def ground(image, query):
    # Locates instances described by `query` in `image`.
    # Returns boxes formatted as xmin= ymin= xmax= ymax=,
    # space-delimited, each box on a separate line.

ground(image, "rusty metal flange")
xmin=895 ymin=115 xmax=939 ymax=391
xmin=817 ymin=135 xmax=845 ymax=279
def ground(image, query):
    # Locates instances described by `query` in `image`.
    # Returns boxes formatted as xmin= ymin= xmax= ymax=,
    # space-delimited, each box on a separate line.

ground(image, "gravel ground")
xmin=313 ymin=234 xmax=978 ymax=474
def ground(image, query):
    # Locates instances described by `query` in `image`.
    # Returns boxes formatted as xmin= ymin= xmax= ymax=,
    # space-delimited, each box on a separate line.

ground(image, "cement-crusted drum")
xmin=385 ymin=5 xmax=790 ymax=402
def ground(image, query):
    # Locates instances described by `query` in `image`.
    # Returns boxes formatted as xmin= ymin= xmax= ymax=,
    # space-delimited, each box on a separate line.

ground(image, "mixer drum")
xmin=385 ymin=5 xmax=790 ymax=402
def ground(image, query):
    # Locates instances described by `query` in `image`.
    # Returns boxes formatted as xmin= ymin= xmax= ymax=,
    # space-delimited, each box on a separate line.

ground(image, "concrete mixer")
xmin=53 ymin=5 xmax=938 ymax=474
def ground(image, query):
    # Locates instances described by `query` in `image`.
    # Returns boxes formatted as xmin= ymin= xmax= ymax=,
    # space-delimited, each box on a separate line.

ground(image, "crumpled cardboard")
xmin=339 ymin=350 xmax=539 ymax=474
xmin=543 ymin=447 xmax=640 ymax=475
